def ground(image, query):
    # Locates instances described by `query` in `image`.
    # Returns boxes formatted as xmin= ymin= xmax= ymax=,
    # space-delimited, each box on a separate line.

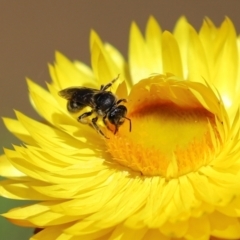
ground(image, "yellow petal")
xmin=104 ymin=42 xmax=129 ymax=82
xmin=31 ymin=226 xmax=66 ymax=240
xmin=142 ymin=229 xmax=170 ymax=240
xmin=0 ymin=154 xmax=25 ymax=178
xmin=2 ymin=117 xmax=36 ymax=145
xmin=173 ymin=16 xmax=190 ymax=78
xmin=107 ymin=223 xmax=147 ymax=240
xmin=53 ymin=52 xmax=94 ymax=88
xmin=199 ymin=17 xmax=217 ymax=72
xmin=160 ymin=219 xmax=188 ymax=238
xmin=212 ymin=18 xmax=238 ymax=111
xmin=0 ymin=179 xmax=54 ymax=200
xmin=129 ymin=22 xmax=151 ymax=84
xmin=209 ymin=211 xmax=240 ymax=239
xmin=188 ymin=25 xmax=210 ymax=84
xmin=145 ymin=16 xmax=163 ymax=74
xmin=162 ymin=31 xmax=183 ymax=79
xmin=90 ymin=31 xmax=122 ymax=91
xmin=185 ymin=215 xmax=210 ymax=240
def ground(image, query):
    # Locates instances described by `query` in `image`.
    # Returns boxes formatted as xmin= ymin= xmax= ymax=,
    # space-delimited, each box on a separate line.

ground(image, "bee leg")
xmin=114 ymin=125 xmax=119 ymax=135
xmin=116 ymin=98 xmax=127 ymax=105
xmin=103 ymin=115 xmax=111 ymax=131
xmin=78 ymin=111 xmax=93 ymax=124
xmin=92 ymin=117 xmax=109 ymax=139
xmin=101 ymin=74 xmax=120 ymax=91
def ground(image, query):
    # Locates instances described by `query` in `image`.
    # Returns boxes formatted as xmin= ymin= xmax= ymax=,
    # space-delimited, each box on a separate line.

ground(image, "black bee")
xmin=58 ymin=76 xmax=131 ymax=138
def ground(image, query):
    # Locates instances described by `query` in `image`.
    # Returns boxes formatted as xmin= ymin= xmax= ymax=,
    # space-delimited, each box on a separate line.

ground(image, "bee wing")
xmin=58 ymin=87 xmax=85 ymax=100
xmin=58 ymin=87 xmax=99 ymax=100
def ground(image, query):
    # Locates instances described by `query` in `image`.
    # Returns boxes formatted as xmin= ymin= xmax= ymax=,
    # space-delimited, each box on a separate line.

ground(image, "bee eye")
xmin=67 ymin=101 xmax=84 ymax=113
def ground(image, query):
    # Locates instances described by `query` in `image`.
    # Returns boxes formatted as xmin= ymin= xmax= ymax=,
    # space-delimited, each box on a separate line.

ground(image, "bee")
xmin=58 ymin=76 xmax=131 ymax=138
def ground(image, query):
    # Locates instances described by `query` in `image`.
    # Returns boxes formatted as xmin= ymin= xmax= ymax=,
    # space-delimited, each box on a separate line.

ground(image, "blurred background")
xmin=1 ymin=1 xmax=240 ymax=239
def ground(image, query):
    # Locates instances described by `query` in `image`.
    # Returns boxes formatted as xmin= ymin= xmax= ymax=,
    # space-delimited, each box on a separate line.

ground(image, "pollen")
xmin=106 ymin=77 xmax=222 ymax=178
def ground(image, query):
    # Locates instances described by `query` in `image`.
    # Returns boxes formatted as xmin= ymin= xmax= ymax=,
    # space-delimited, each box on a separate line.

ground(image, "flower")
xmin=1 ymin=16 xmax=240 ymax=240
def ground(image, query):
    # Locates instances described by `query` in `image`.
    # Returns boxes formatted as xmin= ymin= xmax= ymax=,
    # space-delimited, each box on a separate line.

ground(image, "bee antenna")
xmin=112 ymin=74 xmax=120 ymax=84
xmin=124 ymin=117 xmax=132 ymax=132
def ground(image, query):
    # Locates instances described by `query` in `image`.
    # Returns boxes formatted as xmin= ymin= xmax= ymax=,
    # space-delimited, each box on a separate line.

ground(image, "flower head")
xmin=1 ymin=16 xmax=240 ymax=240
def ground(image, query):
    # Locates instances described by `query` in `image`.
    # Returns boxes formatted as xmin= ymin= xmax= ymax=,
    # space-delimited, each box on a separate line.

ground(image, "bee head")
xmin=108 ymin=105 xmax=131 ymax=134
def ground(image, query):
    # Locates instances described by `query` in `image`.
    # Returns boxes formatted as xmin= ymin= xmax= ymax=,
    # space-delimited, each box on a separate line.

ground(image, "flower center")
xmin=105 ymin=76 xmax=222 ymax=178
xmin=106 ymin=103 xmax=219 ymax=178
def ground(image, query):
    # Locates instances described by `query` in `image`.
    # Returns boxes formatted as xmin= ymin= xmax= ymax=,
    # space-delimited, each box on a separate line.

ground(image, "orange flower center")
xmin=105 ymin=77 xmax=222 ymax=178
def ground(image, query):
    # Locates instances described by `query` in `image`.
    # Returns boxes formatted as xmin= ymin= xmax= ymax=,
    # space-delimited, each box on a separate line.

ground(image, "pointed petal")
xmin=145 ymin=16 xmax=163 ymax=74
xmin=54 ymin=52 xmax=94 ymax=88
xmin=2 ymin=117 xmax=36 ymax=145
xmin=90 ymin=31 xmax=122 ymax=91
xmin=188 ymin=26 xmax=210 ymax=83
xmin=0 ymin=154 xmax=25 ymax=178
xmin=162 ymin=31 xmax=183 ymax=78
xmin=129 ymin=22 xmax=150 ymax=84
xmin=212 ymin=18 xmax=238 ymax=111
xmin=0 ymin=179 xmax=54 ymax=200
xmin=173 ymin=16 xmax=190 ymax=79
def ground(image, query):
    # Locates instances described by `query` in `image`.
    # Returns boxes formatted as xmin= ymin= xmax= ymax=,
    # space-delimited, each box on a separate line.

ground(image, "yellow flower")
xmin=1 ymin=16 xmax=240 ymax=240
